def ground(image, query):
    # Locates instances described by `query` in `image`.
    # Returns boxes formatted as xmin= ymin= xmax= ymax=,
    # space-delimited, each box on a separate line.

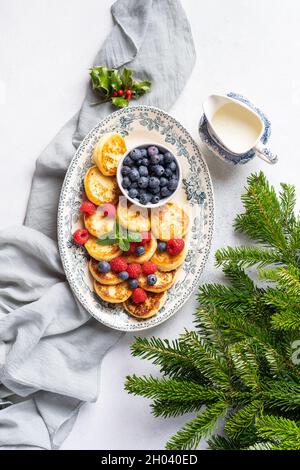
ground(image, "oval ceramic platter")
xmin=57 ymin=105 xmax=214 ymax=331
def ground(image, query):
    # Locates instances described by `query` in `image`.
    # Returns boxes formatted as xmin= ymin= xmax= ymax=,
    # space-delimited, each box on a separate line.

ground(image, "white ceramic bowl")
xmin=116 ymin=142 xmax=182 ymax=208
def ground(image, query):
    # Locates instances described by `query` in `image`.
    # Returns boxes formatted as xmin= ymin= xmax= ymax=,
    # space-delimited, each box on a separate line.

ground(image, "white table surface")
xmin=1 ymin=0 xmax=299 ymax=450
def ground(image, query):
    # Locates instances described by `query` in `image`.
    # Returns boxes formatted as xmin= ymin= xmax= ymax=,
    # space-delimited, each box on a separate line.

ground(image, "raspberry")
xmin=102 ymin=203 xmax=116 ymax=218
xmin=127 ymin=263 xmax=142 ymax=279
xmin=142 ymin=261 xmax=157 ymax=275
xmin=132 ymin=288 xmax=147 ymax=303
xmin=110 ymin=257 xmax=128 ymax=273
xmin=80 ymin=201 xmax=96 ymax=215
xmin=167 ymin=238 xmax=185 ymax=256
xmin=140 ymin=231 xmax=152 ymax=245
xmin=73 ymin=229 xmax=89 ymax=245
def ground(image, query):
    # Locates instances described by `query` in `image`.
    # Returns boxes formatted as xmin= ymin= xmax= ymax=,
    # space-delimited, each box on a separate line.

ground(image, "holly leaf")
xmin=119 ymin=238 xmax=130 ymax=251
xmin=112 ymin=97 xmax=129 ymax=108
xmin=127 ymin=231 xmax=142 ymax=242
xmin=90 ymin=66 xmax=111 ymax=96
xmin=121 ymin=68 xmax=133 ymax=89
xmin=132 ymin=80 xmax=151 ymax=97
xmin=110 ymin=70 xmax=122 ymax=91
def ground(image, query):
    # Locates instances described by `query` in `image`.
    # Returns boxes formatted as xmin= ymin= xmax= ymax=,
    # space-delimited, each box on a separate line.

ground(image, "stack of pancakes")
xmin=80 ymin=134 xmax=189 ymax=319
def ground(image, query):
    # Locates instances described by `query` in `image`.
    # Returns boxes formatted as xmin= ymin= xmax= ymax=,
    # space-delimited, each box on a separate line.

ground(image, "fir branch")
xmin=151 ymin=399 xmax=204 ymax=418
xmin=129 ymin=337 xmax=203 ymax=381
xmin=234 ymin=172 xmax=287 ymax=253
xmin=124 ymin=375 xmax=224 ymax=402
xmin=165 ymin=401 xmax=228 ymax=450
xmin=125 ymin=172 xmax=300 ymax=450
xmin=224 ymin=401 xmax=263 ymax=439
xmin=255 ymin=415 xmax=300 ymax=449
xmin=215 ymin=246 xmax=282 ymax=269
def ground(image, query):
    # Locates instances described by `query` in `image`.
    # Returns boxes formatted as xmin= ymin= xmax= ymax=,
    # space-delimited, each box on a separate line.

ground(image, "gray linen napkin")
xmin=0 ymin=0 xmax=195 ymax=449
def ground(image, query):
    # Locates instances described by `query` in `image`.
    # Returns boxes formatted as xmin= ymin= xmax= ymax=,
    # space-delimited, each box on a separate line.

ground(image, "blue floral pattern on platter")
xmin=57 ymin=105 xmax=214 ymax=331
xmin=198 ymin=92 xmax=271 ymax=165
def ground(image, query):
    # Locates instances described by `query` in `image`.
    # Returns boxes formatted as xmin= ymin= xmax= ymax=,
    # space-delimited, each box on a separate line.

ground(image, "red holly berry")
xmin=118 ymin=89 xmax=124 ymax=96
xmin=110 ymin=257 xmax=128 ymax=273
xmin=102 ymin=203 xmax=116 ymax=218
xmin=125 ymin=89 xmax=132 ymax=100
xmin=140 ymin=231 xmax=151 ymax=245
xmin=167 ymin=238 xmax=185 ymax=256
xmin=73 ymin=229 xmax=89 ymax=245
xmin=132 ymin=288 xmax=147 ymax=303
xmin=142 ymin=261 xmax=157 ymax=275
xmin=112 ymin=91 xmax=118 ymax=97
xmin=80 ymin=201 xmax=96 ymax=216
xmin=127 ymin=263 xmax=142 ymax=279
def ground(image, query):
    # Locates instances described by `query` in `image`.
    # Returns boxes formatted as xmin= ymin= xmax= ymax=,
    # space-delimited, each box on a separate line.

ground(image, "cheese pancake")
xmin=123 ymin=291 xmax=167 ymax=319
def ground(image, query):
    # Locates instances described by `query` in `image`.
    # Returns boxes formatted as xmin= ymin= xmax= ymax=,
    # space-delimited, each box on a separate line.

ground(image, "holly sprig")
xmin=96 ymin=223 xmax=141 ymax=251
xmin=90 ymin=66 xmax=151 ymax=108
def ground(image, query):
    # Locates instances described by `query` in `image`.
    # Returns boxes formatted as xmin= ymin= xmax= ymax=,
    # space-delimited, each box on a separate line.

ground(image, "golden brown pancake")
xmin=94 ymin=280 xmax=132 ymax=303
xmin=88 ymin=259 xmax=122 ymax=285
xmin=123 ymin=291 xmax=167 ymax=319
xmin=138 ymin=270 xmax=177 ymax=293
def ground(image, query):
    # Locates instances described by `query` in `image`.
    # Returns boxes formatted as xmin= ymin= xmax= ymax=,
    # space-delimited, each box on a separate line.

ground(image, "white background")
xmin=1 ymin=0 xmax=300 ymax=450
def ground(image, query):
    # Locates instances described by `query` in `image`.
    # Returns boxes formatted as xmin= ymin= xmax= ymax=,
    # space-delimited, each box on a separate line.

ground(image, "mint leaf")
xmin=96 ymin=238 xmax=118 ymax=246
xmin=112 ymin=97 xmax=129 ymax=108
xmin=119 ymin=238 xmax=130 ymax=251
xmin=90 ymin=66 xmax=111 ymax=96
xmin=127 ymin=231 xmax=142 ymax=242
xmin=121 ymin=68 xmax=133 ymax=89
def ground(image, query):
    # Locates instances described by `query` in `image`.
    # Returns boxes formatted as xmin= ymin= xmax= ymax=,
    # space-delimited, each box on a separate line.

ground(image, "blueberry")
xmin=122 ymin=176 xmax=131 ymax=188
xmin=131 ymin=148 xmax=142 ymax=160
xmin=151 ymin=195 xmax=160 ymax=204
xmin=139 ymin=165 xmax=149 ymax=177
xmin=161 ymin=186 xmax=171 ymax=198
xmin=131 ymin=181 xmax=138 ymax=189
xmin=157 ymin=154 xmax=165 ymax=164
xmin=147 ymin=146 xmax=159 ymax=157
xmin=163 ymin=152 xmax=174 ymax=164
xmin=139 ymin=192 xmax=152 ymax=205
xmin=150 ymin=154 xmax=160 ymax=165
xmin=168 ymin=178 xmax=178 ymax=191
xmin=129 ymin=168 xmax=139 ymax=181
xmin=119 ymin=271 xmax=129 ymax=281
xmin=98 ymin=261 xmax=111 ymax=273
xmin=128 ymin=188 xmax=138 ymax=199
xmin=138 ymin=176 xmax=149 ymax=189
xmin=160 ymin=177 xmax=168 ymax=187
xmin=149 ymin=176 xmax=160 ymax=189
xmin=123 ymin=156 xmax=134 ymax=167
xmin=147 ymin=274 xmax=157 ymax=286
xmin=168 ymin=161 xmax=177 ymax=172
xmin=135 ymin=245 xmax=146 ymax=256
xmin=128 ymin=278 xmax=138 ymax=289
xmin=164 ymin=168 xmax=173 ymax=178
xmin=139 ymin=148 xmax=147 ymax=158
xmin=121 ymin=165 xmax=131 ymax=176
xmin=150 ymin=186 xmax=160 ymax=194
xmin=157 ymin=241 xmax=167 ymax=252
xmin=141 ymin=158 xmax=149 ymax=167
xmin=137 ymin=159 xmax=143 ymax=166
xmin=153 ymin=165 xmax=165 ymax=176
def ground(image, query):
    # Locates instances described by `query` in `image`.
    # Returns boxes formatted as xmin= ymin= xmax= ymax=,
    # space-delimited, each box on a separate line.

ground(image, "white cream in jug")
xmin=211 ymin=102 xmax=262 ymax=154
